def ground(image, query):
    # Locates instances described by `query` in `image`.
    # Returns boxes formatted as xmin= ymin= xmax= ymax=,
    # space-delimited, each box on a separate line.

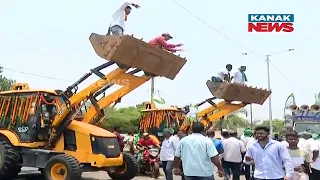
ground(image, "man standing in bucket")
xmin=108 ymin=0 xmax=140 ymax=35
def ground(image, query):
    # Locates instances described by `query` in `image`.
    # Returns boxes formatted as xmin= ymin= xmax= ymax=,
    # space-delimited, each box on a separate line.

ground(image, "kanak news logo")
xmin=248 ymin=14 xmax=294 ymax=32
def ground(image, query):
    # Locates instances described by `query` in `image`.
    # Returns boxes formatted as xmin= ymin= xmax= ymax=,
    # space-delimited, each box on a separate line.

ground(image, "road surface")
xmin=16 ymin=167 xmax=244 ymax=180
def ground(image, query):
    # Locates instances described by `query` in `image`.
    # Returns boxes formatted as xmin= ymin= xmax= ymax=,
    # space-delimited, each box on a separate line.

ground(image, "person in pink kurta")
xmin=149 ymin=33 xmax=183 ymax=53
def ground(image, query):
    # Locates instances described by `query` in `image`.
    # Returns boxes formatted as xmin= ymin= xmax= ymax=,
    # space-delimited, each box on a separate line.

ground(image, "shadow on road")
xmin=17 ymin=174 xmax=101 ymax=180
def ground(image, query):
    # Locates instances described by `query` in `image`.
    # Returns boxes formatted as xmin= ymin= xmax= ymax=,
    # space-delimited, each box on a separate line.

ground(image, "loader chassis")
xmin=0 ymin=91 xmax=125 ymax=179
xmin=0 ymin=33 xmax=187 ymax=179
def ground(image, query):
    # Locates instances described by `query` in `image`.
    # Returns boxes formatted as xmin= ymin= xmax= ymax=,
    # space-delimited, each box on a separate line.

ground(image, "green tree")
xmin=261 ymin=119 xmax=284 ymax=135
xmin=0 ymin=66 xmax=14 ymax=91
xmin=214 ymin=109 xmax=250 ymax=130
xmin=99 ymin=103 xmax=144 ymax=133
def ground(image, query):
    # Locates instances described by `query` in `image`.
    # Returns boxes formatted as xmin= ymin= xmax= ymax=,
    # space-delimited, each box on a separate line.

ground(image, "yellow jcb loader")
xmin=138 ymin=81 xmax=271 ymax=135
xmin=0 ymin=33 xmax=186 ymax=180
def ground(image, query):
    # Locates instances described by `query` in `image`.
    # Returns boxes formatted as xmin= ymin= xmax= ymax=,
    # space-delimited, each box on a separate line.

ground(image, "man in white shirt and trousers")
xmin=160 ymin=128 xmax=179 ymax=180
xmin=211 ymin=64 xmax=233 ymax=83
xmin=232 ymin=66 xmax=247 ymax=84
xmin=108 ymin=0 xmax=140 ymax=35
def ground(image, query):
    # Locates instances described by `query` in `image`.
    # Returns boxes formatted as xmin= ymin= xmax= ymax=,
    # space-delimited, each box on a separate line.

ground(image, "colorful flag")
xmin=285 ymin=93 xmax=295 ymax=109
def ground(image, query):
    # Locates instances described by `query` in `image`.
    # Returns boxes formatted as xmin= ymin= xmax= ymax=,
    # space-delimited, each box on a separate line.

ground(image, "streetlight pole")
xmin=243 ymin=49 xmax=294 ymax=137
xmin=265 ymin=48 xmax=294 ymax=137
xmin=250 ymin=103 xmax=253 ymax=128
xmin=266 ymin=55 xmax=273 ymax=136
xmin=241 ymin=53 xmax=253 ymax=127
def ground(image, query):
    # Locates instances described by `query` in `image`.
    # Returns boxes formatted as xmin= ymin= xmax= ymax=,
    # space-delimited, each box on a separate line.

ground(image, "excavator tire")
xmin=108 ymin=153 xmax=138 ymax=180
xmin=44 ymin=154 xmax=81 ymax=180
xmin=0 ymin=141 xmax=22 ymax=180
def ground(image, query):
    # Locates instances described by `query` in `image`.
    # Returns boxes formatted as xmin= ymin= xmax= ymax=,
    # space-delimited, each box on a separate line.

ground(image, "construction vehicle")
xmin=138 ymin=102 xmax=187 ymax=141
xmin=139 ymin=80 xmax=271 ymax=137
xmin=0 ymin=33 xmax=186 ymax=180
xmin=285 ymin=102 xmax=320 ymax=134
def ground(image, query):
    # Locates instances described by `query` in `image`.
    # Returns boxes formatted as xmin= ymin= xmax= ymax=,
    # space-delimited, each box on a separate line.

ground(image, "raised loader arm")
xmin=196 ymin=81 xmax=271 ymax=125
xmin=60 ymin=33 xmax=187 ymax=126
xmin=197 ymin=99 xmax=246 ymax=125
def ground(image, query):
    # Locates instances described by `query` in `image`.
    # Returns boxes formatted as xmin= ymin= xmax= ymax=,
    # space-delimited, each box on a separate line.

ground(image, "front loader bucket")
xmin=89 ymin=33 xmax=187 ymax=80
xmin=206 ymin=80 xmax=271 ymax=105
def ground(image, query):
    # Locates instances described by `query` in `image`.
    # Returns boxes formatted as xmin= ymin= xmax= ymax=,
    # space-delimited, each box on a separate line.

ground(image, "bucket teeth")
xmin=131 ymin=34 xmax=134 ymax=37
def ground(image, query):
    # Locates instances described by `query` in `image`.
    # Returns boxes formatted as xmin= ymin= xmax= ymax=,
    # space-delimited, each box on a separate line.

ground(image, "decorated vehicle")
xmin=284 ymin=93 xmax=320 ymax=133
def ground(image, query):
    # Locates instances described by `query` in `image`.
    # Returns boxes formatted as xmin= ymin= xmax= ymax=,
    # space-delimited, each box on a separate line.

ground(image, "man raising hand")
xmin=108 ymin=0 xmax=140 ymax=35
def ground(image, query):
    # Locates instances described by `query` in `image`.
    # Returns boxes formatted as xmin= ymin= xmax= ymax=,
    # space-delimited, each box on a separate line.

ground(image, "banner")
xmin=284 ymin=93 xmax=295 ymax=109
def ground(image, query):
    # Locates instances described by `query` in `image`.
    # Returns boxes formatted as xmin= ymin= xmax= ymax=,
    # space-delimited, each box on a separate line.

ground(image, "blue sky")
xmin=1 ymin=0 xmax=319 ymax=121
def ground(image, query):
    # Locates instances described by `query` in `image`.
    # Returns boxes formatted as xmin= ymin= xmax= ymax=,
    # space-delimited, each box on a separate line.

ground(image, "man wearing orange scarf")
xmin=108 ymin=0 xmax=140 ymax=35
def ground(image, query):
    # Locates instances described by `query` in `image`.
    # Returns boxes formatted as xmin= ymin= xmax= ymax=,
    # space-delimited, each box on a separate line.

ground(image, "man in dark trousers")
xmin=212 ymin=64 xmax=233 ymax=83
xmin=222 ymin=131 xmax=246 ymax=180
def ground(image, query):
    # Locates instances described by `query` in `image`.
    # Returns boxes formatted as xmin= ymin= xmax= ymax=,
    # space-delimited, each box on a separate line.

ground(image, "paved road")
xmin=16 ymin=167 xmax=244 ymax=180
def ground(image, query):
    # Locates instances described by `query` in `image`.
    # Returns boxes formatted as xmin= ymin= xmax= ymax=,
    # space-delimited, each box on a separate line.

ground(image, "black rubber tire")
xmin=0 ymin=141 xmax=22 ymax=180
xmin=108 ymin=153 xmax=138 ymax=180
xmin=44 ymin=154 xmax=81 ymax=180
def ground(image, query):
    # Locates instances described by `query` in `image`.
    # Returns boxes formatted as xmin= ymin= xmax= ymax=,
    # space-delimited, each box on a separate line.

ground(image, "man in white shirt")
xmin=301 ymin=132 xmax=319 ymax=163
xmin=222 ymin=131 xmax=246 ymax=180
xmin=108 ymin=0 xmax=140 ymax=35
xmin=240 ymin=128 xmax=255 ymax=180
xmin=232 ymin=66 xmax=247 ymax=84
xmin=303 ymin=133 xmax=320 ymax=180
xmin=211 ymin=64 xmax=232 ymax=83
xmin=221 ymin=129 xmax=230 ymax=141
xmin=298 ymin=132 xmax=307 ymax=149
xmin=123 ymin=131 xmax=135 ymax=154
xmin=310 ymin=137 xmax=320 ymax=180
xmin=160 ymin=128 xmax=179 ymax=180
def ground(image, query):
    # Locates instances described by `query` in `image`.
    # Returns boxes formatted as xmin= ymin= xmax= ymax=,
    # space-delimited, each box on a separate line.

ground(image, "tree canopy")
xmin=0 ymin=66 xmax=14 ymax=91
xmin=261 ymin=119 xmax=284 ymax=135
xmin=99 ymin=104 xmax=143 ymax=133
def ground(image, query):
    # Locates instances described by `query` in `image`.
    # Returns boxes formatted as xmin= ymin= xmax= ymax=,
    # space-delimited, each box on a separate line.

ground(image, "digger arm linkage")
xmin=197 ymin=99 xmax=246 ymax=125
xmin=51 ymin=62 xmax=125 ymax=127
xmin=82 ymin=70 xmax=150 ymax=124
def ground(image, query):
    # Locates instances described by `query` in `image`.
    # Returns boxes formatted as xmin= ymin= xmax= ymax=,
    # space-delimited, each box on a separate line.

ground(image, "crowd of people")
xmin=115 ymin=122 xmax=320 ymax=180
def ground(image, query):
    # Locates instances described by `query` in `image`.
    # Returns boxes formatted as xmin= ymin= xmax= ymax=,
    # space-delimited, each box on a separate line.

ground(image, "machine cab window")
xmin=0 ymin=90 xmax=69 ymax=142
